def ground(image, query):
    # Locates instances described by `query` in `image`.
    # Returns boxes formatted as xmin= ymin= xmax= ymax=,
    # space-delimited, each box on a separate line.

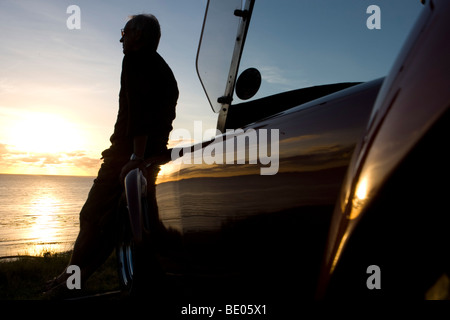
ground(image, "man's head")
xmin=120 ymin=14 xmax=161 ymax=54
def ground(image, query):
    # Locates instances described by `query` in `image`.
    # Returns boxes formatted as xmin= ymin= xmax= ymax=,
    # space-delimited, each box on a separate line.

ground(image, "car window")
xmin=236 ymin=0 xmax=423 ymax=104
xmin=196 ymin=0 xmax=243 ymax=113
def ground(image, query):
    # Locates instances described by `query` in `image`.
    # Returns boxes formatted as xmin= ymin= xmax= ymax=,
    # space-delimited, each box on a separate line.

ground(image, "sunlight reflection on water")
xmin=0 ymin=174 xmax=93 ymax=257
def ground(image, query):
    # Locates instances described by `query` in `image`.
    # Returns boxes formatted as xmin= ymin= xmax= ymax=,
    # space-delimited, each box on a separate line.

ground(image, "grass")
xmin=0 ymin=250 xmax=121 ymax=300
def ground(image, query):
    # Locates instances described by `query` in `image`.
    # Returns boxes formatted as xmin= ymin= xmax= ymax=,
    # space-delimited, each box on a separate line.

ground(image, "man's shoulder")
xmin=123 ymin=50 xmax=170 ymax=70
xmin=153 ymin=52 xmax=173 ymax=70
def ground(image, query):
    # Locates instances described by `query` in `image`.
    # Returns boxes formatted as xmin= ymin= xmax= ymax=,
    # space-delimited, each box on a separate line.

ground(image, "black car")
xmin=117 ymin=0 xmax=450 ymax=304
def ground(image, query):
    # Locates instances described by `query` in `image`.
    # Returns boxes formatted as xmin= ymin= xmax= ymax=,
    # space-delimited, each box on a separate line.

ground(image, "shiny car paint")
xmin=134 ymin=0 xmax=449 ymax=302
xmin=152 ymin=78 xmax=383 ymax=299
xmin=318 ymin=0 xmax=450 ymax=299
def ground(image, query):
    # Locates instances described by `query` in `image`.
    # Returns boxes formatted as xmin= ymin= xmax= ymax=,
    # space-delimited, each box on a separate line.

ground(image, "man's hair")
xmin=128 ymin=14 xmax=161 ymax=51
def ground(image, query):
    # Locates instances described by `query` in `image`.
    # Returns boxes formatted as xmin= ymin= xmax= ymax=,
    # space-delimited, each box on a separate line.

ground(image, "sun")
xmin=9 ymin=112 xmax=86 ymax=154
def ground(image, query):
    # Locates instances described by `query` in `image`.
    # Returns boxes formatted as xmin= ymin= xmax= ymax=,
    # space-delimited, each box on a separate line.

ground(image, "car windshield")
xmin=196 ymin=0 xmax=244 ymax=113
xmin=197 ymin=0 xmax=423 ymax=109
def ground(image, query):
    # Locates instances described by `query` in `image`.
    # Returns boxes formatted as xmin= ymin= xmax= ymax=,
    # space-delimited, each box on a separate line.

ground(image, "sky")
xmin=0 ymin=0 xmax=423 ymax=176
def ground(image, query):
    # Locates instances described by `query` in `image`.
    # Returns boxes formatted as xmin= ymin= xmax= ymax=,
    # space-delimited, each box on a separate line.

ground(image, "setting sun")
xmin=8 ymin=112 xmax=85 ymax=154
xmin=0 ymin=111 xmax=102 ymax=177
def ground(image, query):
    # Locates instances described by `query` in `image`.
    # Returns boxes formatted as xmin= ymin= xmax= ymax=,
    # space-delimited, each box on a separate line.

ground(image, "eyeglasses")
xmin=121 ymin=29 xmax=125 ymax=37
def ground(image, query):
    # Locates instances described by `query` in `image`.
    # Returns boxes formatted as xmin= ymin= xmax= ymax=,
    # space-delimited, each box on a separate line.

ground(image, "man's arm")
xmin=120 ymin=135 xmax=148 ymax=183
xmin=132 ymin=135 xmax=148 ymax=159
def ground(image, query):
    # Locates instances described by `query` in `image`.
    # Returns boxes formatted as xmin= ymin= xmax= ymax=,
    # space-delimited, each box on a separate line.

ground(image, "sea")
xmin=0 ymin=174 xmax=94 ymax=257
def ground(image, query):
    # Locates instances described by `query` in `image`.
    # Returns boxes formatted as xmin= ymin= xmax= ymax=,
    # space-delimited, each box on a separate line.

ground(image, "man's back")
xmin=112 ymin=49 xmax=179 ymax=156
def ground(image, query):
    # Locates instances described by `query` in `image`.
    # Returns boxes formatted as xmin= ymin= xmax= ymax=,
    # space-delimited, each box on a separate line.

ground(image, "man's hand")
xmin=120 ymin=135 xmax=148 ymax=183
xmin=120 ymin=159 xmax=143 ymax=184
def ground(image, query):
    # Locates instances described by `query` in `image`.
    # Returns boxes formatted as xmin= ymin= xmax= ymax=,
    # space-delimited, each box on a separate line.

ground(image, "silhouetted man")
xmin=45 ymin=14 xmax=178 ymax=294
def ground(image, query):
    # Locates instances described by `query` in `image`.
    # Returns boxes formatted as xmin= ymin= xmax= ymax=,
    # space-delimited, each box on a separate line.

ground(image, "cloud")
xmin=19 ymin=156 xmax=43 ymax=163
xmin=0 ymin=144 xmax=101 ymax=175
xmin=259 ymin=66 xmax=291 ymax=86
xmin=65 ymin=151 xmax=88 ymax=157
xmin=42 ymin=155 xmax=63 ymax=165
xmin=0 ymin=143 xmax=8 ymax=155
xmin=72 ymin=156 xmax=101 ymax=169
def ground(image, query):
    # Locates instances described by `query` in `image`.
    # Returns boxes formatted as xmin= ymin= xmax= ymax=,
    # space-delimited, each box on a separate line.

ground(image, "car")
xmin=317 ymin=0 xmax=450 ymax=300
xmin=117 ymin=0 xmax=449 ymax=304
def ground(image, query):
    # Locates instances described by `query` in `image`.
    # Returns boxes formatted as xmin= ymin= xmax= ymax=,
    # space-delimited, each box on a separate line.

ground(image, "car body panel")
xmin=157 ymin=79 xmax=383 ymax=232
xmin=134 ymin=0 xmax=449 ymax=301
xmin=152 ymin=78 xmax=383 ymax=297
xmin=318 ymin=0 xmax=450 ymax=298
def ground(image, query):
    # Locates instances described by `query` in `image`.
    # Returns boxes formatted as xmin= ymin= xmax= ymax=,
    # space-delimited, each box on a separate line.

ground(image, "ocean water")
xmin=0 ymin=174 xmax=94 ymax=257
